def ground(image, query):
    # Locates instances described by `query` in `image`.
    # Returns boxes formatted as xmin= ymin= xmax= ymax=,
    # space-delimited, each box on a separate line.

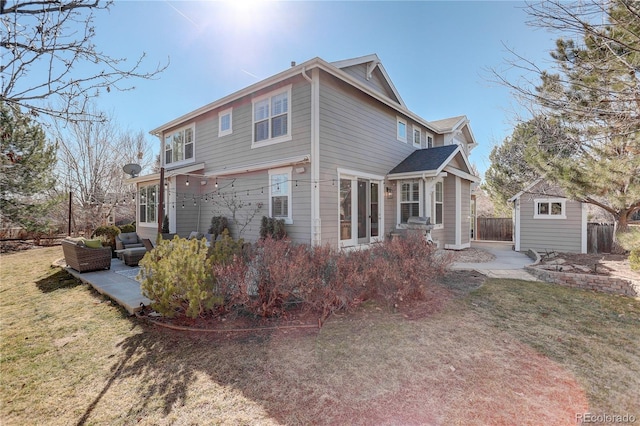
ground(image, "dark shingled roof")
xmin=388 ymin=145 xmax=459 ymax=175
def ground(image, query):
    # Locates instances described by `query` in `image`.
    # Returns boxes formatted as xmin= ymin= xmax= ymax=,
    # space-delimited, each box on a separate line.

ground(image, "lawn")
xmin=1 ymin=247 xmax=639 ymax=425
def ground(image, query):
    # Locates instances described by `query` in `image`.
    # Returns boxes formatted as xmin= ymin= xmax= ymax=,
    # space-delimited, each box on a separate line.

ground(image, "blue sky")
xmin=89 ymin=0 xmax=559 ymax=177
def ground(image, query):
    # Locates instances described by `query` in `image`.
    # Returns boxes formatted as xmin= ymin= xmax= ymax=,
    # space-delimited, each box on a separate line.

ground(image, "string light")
xmin=185 ymin=176 xmax=189 ymax=186
xmin=215 ymin=178 xmax=218 ymax=188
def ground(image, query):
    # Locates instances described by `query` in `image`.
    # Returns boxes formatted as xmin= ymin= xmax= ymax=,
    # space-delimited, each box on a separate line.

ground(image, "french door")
xmin=340 ymin=175 xmax=383 ymax=246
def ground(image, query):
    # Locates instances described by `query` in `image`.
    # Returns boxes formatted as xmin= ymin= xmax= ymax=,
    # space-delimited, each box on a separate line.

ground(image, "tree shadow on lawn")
xmin=77 ymin=299 xmax=590 ymax=425
xmin=35 ymin=268 xmax=83 ymax=293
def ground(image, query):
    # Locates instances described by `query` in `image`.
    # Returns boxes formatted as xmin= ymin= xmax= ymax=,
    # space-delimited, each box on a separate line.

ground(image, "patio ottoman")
xmin=121 ymin=247 xmax=147 ymax=266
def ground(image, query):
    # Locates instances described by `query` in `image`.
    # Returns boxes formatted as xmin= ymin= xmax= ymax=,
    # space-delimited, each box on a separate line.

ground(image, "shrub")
xmin=259 ymin=216 xmax=286 ymax=240
xmin=630 ymin=249 xmax=640 ymax=271
xmin=161 ymin=215 xmax=170 ymax=234
xmin=92 ymin=225 xmax=120 ymax=251
xmin=208 ymin=216 xmax=229 ymax=241
xmin=209 ymin=229 xmax=244 ymax=266
xmin=139 ymin=236 xmax=220 ymax=318
xmin=119 ymin=222 xmax=136 ymax=233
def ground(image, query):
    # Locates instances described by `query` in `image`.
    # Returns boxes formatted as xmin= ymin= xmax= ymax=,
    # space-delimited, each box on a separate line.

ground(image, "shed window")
xmin=534 ymin=198 xmax=566 ymax=219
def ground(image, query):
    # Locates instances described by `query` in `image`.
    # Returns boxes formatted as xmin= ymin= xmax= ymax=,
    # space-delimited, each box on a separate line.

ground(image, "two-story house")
xmin=130 ymin=54 xmax=479 ymax=249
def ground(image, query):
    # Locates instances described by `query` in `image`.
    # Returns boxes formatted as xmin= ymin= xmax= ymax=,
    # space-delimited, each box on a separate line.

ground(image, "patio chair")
xmin=61 ymin=238 xmax=112 ymax=273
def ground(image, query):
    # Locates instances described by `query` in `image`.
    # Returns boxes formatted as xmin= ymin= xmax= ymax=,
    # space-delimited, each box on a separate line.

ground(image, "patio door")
xmin=340 ymin=174 xmax=383 ymax=247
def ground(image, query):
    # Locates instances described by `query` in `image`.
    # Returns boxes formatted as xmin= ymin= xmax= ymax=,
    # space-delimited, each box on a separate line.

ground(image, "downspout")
xmin=302 ymin=66 xmax=321 ymax=246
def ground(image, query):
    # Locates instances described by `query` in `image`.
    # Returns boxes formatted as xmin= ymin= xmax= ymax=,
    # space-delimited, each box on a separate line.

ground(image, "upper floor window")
xmin=400 ymin=181 xmax=420 ymax=223
xmin=269 ymin=167 xmax=293 ymax=224
xmin=253 ymin=86 xmax=292 ymax=147
xmin=219 ymin=108 xmax=232 ymax=137
xmin=534 ymin=198 xmax=566 ymax=219
xmin=427 ymin=135 xmax=434 ymax=149
xmin=397 ymin=117 xmax=407 ymax=142
xmin=413 ymin=126 xmax=421 ymax=148
xmin=164 ymin=126 xmax=194 ymax=165
xmin=139 ymin=184 xmax=158 ymax=225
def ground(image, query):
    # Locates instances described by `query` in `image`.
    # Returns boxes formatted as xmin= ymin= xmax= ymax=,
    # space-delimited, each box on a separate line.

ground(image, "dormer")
xmin=430 ymin=115 xmax=477 ymax=155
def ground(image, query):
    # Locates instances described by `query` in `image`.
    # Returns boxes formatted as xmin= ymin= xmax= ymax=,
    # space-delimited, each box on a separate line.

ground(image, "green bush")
xmin=161 ymin=215 xmax=170 ymax=234
xmin=119 ymin=222 xmax=136 ymax=233
xmin=139 ymin=236 xmax=220 ymax=318
xmin=208 ymin=216 xmax=229 ymax=241
xmin=209 ymin=229 xmax=244 ymax=266
xmin=259 ymin=216 xmax=286 ymax=240
xmin=630 ymin=249 xmax=640 ymax=271
xmin=92 ymin=225 xmax=121 ymax=251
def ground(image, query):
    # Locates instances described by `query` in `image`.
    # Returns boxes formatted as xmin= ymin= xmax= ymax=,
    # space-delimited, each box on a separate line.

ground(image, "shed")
xmin=509 ymin=179 xmax=587 ymax=254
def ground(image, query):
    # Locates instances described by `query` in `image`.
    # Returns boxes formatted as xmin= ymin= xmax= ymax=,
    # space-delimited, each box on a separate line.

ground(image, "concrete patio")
xmin=65 ymin=257 xmax=150 ymax=315
xmin=450 ymin=240 xmax=541 ymax=281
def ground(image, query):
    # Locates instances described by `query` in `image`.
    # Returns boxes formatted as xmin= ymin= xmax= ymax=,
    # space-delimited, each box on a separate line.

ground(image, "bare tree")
xmin=491 ymin=0 xmax=640 ymax=233
xmin=1 ymin=0 xmax=167 ymax=122
xmin=50 ymin=106 xmax=154 ymax=233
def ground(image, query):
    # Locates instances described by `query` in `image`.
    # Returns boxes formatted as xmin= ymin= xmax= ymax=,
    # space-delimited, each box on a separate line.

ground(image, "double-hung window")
xmin=413 ymin=126 xmax=421 ymax=148
xmin=139 ymin=184 xmax=158 ymax=225
xmin=534 ymin=198 xmax=566 ymax=219
xmin=434 ymin=181 xmax=443 ymax=225
xmin=427 ymin=135 xmax=434 ymax=149
xmin=164 ymin=126 xmax=194 ymax=165
xmin=253 ymin=86 xmax=291 ymax=146
xmin=400 ymin=181 xmax=420 ymax=223
xmin=219 ymin=108 xmax=232 ymax=137
xmin=269 ymin=167 xmax=292 ymax=224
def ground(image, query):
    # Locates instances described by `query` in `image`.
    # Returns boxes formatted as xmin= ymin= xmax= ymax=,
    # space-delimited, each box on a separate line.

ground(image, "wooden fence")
xmin=587 ymin=223 xmax=614 ymax=254
xmin=476 ymin=217 xmax=513 ymax=241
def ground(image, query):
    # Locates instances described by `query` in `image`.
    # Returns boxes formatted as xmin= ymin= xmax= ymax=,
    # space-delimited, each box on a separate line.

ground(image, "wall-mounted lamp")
xmin=385 ymin=186 xmax=393 ymax=199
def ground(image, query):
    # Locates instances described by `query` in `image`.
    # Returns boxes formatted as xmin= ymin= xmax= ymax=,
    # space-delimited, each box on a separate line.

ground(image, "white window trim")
xmin=164 ymin=124 xmax=196 ymax=167
xmin=534 ymin=198 xmax=567 ymax=219
xmin=432 ymin=179 xmax=444 ymax=228
xmin=138 ymin=183 xmax=159 ymax=227
xmin=413 ymin=125 xmax=421 ymax=148
xmin=397 ymin=117 xmax=407 ymax=143
xmin=252 ymin=85 xmax=292 ymax=148
xmin=218 ymin=107 xmax=233 ymax=137
xmin=396 ymin=179 xmax=423 ymax=226
xmin=268 ymin=166 xmax=293 ymax=224
xmin=426 ymin=134 xmax=434 ymax=149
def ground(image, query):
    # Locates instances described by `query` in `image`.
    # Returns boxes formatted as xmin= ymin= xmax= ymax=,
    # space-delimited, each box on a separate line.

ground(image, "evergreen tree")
xmin=496 ymin=0 xmax=640 ymax=232
xmin=0 ymin=103 xmax=58 ymax=232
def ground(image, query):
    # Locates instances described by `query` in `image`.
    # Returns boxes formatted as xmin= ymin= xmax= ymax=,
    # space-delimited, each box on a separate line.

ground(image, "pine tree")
xmin=500 ymin=0 xmax=640 ymax=233
xmin=0 ymin=103 xmax=58 ymax=233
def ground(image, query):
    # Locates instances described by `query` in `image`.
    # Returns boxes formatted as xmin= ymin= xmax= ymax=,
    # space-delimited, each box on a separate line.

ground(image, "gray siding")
xmin=317 ymin=72 xmax=418 ymax=244
xmin=443 ymin=175 xmax=456 ymax=244
xmin=339 ymin=64 xmax=399 ymax=104
xmin=519 ymin=196 xmax=583 ymax=253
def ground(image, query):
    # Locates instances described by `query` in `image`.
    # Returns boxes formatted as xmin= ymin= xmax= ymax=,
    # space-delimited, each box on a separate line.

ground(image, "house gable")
xmin=331 ymin=54 xmax=405 ymax=107
xmin=387 ymin=145 xmax=478 ymax=182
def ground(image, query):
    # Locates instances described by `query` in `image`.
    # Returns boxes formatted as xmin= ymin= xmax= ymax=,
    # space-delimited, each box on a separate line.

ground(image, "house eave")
xmin=150 ymin=55 xmax=452 ymax=139
xmin=125 ymin=162 xmax=206 ymax=184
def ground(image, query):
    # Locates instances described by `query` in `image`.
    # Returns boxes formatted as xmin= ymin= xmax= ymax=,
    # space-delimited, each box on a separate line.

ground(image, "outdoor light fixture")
xmin=385 ymin=186 xmax=393 ymax=199
xmin=185 ymin=176 xmax=190 ymax=186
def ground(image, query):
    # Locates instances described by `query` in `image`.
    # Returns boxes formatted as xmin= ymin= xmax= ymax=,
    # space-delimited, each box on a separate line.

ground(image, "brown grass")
xmin=1 ymin=247 xmax=638 ymax=425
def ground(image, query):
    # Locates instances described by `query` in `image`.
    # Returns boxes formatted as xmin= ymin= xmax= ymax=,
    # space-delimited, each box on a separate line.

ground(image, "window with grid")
xmin=139 ymin=184 xmax=158 ymax=224
xmin=534 ymin=199 xmax=566 ymax=219
xmin=253 ymin=88 xmax=290 ymax=145
xmin=269 ymin=168 xmax=292 ymax=223
xmin=434 ymin=181 xmax=443 ymax=225
xmin=413 ymin=127 xmax=421 ymax=148
xmin=400 ymin=181 xmax=420 ymax=223
xmin=164 ymin=126 xmax=194 ymax=165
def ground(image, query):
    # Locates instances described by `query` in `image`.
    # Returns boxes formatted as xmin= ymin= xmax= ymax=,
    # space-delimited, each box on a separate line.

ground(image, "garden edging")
xmin=525 ymin=250 xmax=640 ymax=297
